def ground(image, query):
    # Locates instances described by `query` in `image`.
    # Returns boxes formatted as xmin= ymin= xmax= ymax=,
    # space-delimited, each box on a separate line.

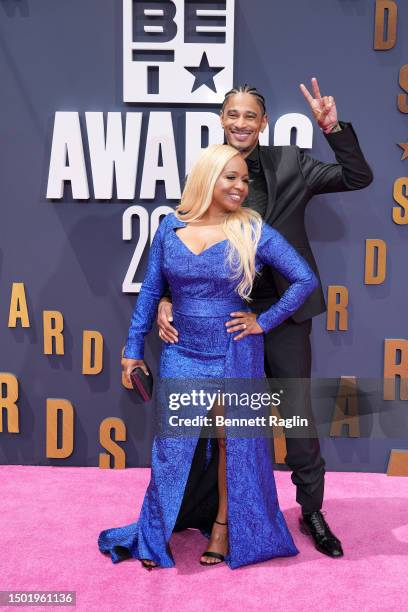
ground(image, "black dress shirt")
xmin=244 ymin=145 xmax=268 ymax=219
xmin=244 ymin=145 xmax=278 ymax=301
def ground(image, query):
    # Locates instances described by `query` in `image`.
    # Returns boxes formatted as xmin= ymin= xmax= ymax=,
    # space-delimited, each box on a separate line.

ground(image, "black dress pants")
xmin=253 ymin=301 xmax=326 ymax=513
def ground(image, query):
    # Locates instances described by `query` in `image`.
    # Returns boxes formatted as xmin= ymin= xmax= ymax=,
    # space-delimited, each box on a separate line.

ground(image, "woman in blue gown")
xmin=98 ymin=145 xmax=318 ymax=570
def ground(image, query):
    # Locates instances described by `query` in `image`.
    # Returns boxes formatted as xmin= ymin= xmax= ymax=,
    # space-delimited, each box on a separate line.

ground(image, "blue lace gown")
xmin=98 ymin=212 xmax=318 ymax=569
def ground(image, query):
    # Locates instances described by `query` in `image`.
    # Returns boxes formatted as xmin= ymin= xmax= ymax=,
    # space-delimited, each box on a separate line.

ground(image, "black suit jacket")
xmin=252 ymin=122 xmax=373 ymax=323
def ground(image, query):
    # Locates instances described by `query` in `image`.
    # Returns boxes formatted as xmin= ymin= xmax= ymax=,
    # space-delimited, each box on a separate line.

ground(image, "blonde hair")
xmin=176 ymin=144 xmax=262 ymax=300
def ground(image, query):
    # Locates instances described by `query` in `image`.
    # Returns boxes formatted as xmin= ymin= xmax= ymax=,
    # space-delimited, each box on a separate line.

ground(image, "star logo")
xmin=184 ymin=52 xmax=225 ymax=93
xmin=398 ymin=142 xmax=408 ymax=161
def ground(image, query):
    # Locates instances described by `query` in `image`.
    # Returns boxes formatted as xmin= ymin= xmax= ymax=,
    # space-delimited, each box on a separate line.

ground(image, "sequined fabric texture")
xmin=98 ymin=213 xmax=318 ymax=569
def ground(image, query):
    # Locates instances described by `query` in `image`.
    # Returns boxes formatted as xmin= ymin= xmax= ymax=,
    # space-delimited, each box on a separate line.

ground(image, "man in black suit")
xmin=157 ymin=79 xmax=373 ymax=558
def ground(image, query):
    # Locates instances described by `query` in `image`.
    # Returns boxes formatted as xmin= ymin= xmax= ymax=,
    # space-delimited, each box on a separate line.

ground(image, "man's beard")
xmin=225 ymin=134 xmax=256 ymax=154
xmin=224 ymin=132 xmax=258 ymax=154
xmin=228 ymin=141 xmax=258 ymax=156
xmin=234 ymin=144 xmax=252 ymax=153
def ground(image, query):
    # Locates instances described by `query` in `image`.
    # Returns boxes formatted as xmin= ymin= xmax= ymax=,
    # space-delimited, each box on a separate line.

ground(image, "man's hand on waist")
xmin=157 ymin=298 xmax=178 ymax=344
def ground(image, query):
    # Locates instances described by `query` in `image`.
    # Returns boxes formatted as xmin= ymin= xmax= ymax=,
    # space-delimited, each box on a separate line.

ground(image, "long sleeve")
xmin=297 ymin=121 xmax=373 ymax=195
xmin=123 ymin=218 xmax=168 ymax=360
xmin=255 ymin=224 xmax=319 ymax=333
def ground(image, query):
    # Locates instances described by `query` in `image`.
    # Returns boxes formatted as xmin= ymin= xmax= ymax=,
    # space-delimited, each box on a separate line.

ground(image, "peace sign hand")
xmin=300 ymin=77 xmax=338 ymax=133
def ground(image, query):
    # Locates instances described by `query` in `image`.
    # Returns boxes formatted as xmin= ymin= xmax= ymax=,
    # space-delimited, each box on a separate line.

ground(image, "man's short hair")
xmin=222 ymin=85 xmax=266 ymax=115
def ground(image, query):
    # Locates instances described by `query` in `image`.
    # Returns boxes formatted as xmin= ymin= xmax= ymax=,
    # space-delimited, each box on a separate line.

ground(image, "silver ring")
xmin=242 ymin=324 xmax=247 ymax=329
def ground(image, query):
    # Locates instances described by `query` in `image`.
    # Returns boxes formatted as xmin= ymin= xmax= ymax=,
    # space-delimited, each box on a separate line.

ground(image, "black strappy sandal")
xmin=140 ymin=559 xmax=158 ymax=571
xmin=200 ymin=519 xmax=228 ymax=566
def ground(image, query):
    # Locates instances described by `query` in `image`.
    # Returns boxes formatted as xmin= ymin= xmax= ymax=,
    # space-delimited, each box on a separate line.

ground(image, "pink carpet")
xmin=1 ymin=466 xmax=407 ymax=612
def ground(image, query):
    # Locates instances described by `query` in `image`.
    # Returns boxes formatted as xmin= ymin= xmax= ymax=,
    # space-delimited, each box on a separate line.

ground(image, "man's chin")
xmin=227 ymin=136 xmax=256 ymax=154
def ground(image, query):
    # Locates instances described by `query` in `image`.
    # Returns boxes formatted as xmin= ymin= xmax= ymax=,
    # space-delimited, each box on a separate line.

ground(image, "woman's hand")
xmin=225 ymin=311 xmax=263 ymax=341
xmin=121 ymin=358 xmax=149 ymax=386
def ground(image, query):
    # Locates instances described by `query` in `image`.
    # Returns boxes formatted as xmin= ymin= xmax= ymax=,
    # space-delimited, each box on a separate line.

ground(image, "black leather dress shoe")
xmin=299 ymin=511 xmax=344 ymax=558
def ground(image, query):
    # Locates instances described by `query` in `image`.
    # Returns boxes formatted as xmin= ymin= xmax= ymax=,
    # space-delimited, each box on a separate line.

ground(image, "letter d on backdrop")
xmin=46 ymin=399 xmax=74 ymax=458
xmin=374 ymin=0 xmax=398 ymax=50
xmin=82 ymin=331 xmax=104 ymax=375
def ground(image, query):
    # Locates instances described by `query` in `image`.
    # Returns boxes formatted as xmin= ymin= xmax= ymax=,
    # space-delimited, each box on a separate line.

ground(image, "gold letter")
xmin=99 ymin=417 xmax=126 ymax=469
xmin=393 ymin=178 xmax=408 ymax=224
xmin=326 ymin=286 xmax=349 ymax=331
xmin=46 ymin=398 xmax=74 ymax=458
xmin=364 ymin=239 xmax=387 ymax=284
xmin=398 ymin=65 xmax=408 ymax=113
xmin=0 ymin=373 xmax=19 ymax=433
xmin=43 ymin=311 xmax=64 ymax=355
xmin=387 ymin=449 xmax=408 ymax=476
xmin=374 ymin=0 xmax=398 ymax=50
xmin=82 ymin=331 xmax=104 ymax=375
xmin=8 ymin=283 xmax=30 ymax=328
xmin=384 ymin=339 xmax=408 ymax=400
xmin=330 ymin=376 xmax=360 ymax=438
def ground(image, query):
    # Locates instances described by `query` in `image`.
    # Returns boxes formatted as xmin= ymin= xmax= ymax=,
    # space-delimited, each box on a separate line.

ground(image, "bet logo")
xmin=123 ymin=0 xmax=235 ymax=103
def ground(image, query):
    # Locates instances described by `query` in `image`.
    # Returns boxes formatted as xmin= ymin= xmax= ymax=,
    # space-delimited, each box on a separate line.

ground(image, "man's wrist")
xmin=322 ymin=121 xmax=341 ymax=135
xmin=329 ymin=121 xmax=342 ymax=133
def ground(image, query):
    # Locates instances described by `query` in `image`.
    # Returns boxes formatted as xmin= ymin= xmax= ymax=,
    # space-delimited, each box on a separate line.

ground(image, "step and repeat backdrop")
xmin=1 ymin=0 xmax=407 ymax=472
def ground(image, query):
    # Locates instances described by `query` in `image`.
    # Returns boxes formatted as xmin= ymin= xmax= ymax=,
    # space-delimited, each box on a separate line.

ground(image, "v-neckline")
xmin=174 ymin=229 xmax=228 ymax=257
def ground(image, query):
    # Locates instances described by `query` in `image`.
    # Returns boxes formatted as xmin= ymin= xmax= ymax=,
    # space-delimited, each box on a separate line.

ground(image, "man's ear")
xmin=220 ymin=110 xmax=224 ymax=128
xmin=261 ymin=113 xmax=269 ymax=132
